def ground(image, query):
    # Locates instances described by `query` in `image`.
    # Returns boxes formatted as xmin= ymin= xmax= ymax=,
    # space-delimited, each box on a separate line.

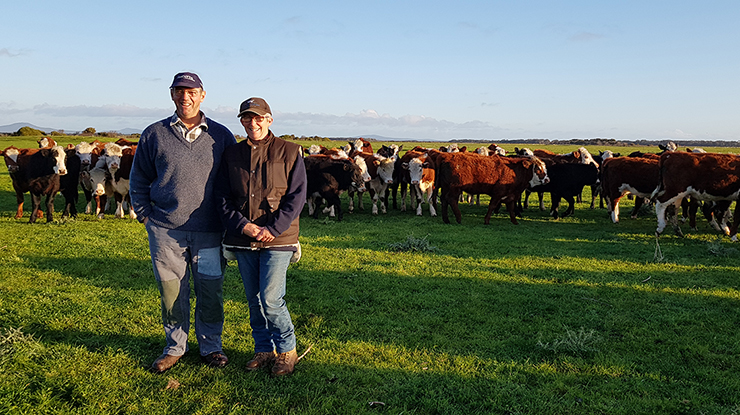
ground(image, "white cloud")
xmin=568 ymin=32 xmax=606 ymax=42
xmin=0 ymin=48 xmax=30 ymax=58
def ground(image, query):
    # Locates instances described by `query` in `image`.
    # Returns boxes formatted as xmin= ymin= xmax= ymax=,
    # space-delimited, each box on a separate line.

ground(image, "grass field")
xmin=1 ymin=136 xmax=739 ymax=414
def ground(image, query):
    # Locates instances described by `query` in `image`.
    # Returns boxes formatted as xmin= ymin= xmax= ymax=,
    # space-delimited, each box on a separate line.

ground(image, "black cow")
xmin=531 ymin=163 xmax=599 ymax=219
xmin=305 ymin=155 xmax=365 ymax=221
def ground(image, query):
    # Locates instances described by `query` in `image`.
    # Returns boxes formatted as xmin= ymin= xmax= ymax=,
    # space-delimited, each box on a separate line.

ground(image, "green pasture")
xmin=0 ymin=136 xmax=739 ymax=414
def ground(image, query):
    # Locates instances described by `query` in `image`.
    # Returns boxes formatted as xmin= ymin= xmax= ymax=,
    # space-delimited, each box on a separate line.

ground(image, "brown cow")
xmin=653 ymin=152 xmax=740 ymax=239
xmin=601 ymin=156 xmax=660 ymax=223
xmin=436 ymin=152 xmax=549 ymax=225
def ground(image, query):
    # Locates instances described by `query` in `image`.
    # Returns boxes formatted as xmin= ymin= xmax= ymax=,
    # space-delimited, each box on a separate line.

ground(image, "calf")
xmin=436 ymin=152 xmax=549 ymax=225
xmin=2 ymin=145 xmax=69 ymax=223
xmin=402 ymin=152 xmax=437 ymax=216
xmin=75 ymin=141 xmax=105 ymax=214
xmin=653 ymin=152 xmax=740 ymax=239
xmin=600 ymin=156 xmax=660 ymax=223
xmin=531 ymin=163 xmax=599 ymax=219
xmin=304 ymin=155 xmax=365 ymax=221
xmin=347 ymin=152 xmax=395 ymax=214
xmin=88 ymin=145 xmax=136 ymax=219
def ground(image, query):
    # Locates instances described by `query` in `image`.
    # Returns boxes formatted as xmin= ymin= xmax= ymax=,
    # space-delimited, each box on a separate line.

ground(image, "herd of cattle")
xmin=2 ymin=137 xmax=740 ymax=241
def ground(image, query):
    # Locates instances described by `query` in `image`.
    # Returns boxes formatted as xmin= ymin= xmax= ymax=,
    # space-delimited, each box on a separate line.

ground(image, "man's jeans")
xmin=146 ymin=222 xmax=225 ymax=357
xmin=233 ymin=249 xmax=296 ymax=354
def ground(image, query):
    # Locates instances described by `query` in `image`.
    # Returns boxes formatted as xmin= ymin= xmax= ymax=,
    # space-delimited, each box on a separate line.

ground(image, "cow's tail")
xmin=650 ymin=158 xmax=666 ymax=203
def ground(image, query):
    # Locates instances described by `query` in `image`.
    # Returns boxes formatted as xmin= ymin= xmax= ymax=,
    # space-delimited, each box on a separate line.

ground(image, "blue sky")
xmin=2 ymin=1 xmax=738 ymax=141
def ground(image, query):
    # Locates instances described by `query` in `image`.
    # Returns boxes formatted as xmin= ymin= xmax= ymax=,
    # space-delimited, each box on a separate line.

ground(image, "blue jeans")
xmin=146 ymin=222 xmax=225 ymax=357
xmin=233 ymin=249 xmax=296 ymax=354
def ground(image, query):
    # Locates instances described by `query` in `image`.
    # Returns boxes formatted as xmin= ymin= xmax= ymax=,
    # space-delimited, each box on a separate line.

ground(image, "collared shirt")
xmin=169 ymin=112 xmax=208 ymax=142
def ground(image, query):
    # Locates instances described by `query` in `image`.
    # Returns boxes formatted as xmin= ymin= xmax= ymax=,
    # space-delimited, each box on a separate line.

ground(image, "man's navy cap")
xmin=170 ymin=72 xmax=203 ymax=89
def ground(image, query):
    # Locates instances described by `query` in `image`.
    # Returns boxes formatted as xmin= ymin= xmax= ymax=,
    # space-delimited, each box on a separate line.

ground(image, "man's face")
xmin=171 ymin=87 xmax=205 ymax=120
xmin=241 ymin=114 xmax=273 ymax=141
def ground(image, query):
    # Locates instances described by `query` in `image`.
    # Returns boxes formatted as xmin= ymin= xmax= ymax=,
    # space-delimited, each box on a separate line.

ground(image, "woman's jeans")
xmin=233 ymin=249 xmax=296 ymax=354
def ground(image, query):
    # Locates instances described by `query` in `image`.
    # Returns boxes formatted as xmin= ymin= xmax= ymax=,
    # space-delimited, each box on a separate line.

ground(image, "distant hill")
xmin=0 ymin=122 xmax=142 ymax=135
xmin=0 ymin=122 xmax=56 ymax=134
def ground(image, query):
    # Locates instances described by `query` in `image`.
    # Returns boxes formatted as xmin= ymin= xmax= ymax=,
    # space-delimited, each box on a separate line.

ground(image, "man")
xmin=130 ymin=72 xmax=237 ymax=373
xmin=214 ymin=97 xmax=307 ymax=376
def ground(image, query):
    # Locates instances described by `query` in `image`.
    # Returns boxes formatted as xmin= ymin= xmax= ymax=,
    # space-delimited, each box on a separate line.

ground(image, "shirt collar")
xmin=169 ymin=112 xmax=208 ymax=131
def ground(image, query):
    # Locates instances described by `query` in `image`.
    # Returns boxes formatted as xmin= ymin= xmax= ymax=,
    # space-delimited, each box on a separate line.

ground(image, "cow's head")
xmin=376 ymin=156 xmax=395 ymax=184
xmin=102 ymin=142 xmax=123 ymax=173
xmin=488 ymin=144 xmax=506 ymax=156
xmin=89 ymin=167 xmax=108 ymax=196
xmin=38 ymin=137 xmax=56 ymax=149
xmin=50 ymin=145 xmax=68 ymax=175
xmin=352 ymin=155 xmax=372 ymax=182
xmin=576 ymin=147 xmax=598 ymax=167
xmin=75 ymin=141 xmax=96 ymax=167
xmin=344 ymin=159 xmax=366 ymax=192
xmin=406 ymin=154 xmax=429 ymax=185
xmin=528 ymin=157 xmax=549 ymax=187
xmin=2 ymin=146 xmax=21 ymax=173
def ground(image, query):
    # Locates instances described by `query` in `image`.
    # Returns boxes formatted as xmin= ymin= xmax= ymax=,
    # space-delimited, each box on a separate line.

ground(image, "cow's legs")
xmin=728 ymin=202 xmax=740 ymax=241
xmin=538 ymin=191 xmax=546 ymax=211
xmin=550 ymin=194 xmax=562 ymax=219
xmin=607 ymin=193 xmax=622 ymax=223
xmin=562 ymin=195 xmax=576 ymax=218
xmin=44 ymin=193 xmax=55 ymax=223
xmin=29 ymin=193 xmax=42 ymax=224
xmin=14 ymin=190 xmax=25 ymax=219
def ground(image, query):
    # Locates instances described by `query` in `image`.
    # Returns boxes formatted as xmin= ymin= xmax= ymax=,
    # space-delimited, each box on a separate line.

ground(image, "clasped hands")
xmin=242 ymin=222 xmax=275 ymax=243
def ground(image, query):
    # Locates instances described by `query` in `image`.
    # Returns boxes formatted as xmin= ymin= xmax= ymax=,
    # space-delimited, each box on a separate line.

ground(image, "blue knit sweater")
xmin=130 ymin=115 xmax=236 ymax=232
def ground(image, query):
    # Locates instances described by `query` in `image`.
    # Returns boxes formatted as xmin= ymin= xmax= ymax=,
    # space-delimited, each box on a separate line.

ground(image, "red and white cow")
xmin=75 ymin=140 xmax=105 ymax=214
xmin=653 ymin=152 xmax=740 ymax=239
xmin=347 ymin=152 xmax=395 ymax=215
xmin=349 ymin=138 xmax=373 ymax=155
xmin=435 ymin=152 xmax=549 ymax=225
xmin=89 ymin=143 xmax=137 ymax=219
xmin=600 ymin=156 xmax=660 ymax=223
xmin=402 ymin=151 xmax=437 ymax=216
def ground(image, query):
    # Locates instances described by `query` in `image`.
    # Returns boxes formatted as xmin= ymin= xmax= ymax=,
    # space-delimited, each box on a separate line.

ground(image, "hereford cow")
xmin=75 ymin=140 xmax=106 ymax=214
xmin=347 ymin=152 xmax=395 ymax=215
xmin=436 ymin=152 xmax=549 ymax=225
xmin=600 ymin=156 xmax=660 ymax=223
xmin=2 ymin=145 xmax=69 ymax=223
xmin=304 ymin=155 xmax=365 ymax=221
xmin=37 ymin=137 xmax=57 ymax=148
xmin=402 ymin=151 xmax=437 ymax=216
xmin=653 ymin=152 xmax=740 ymax=239
xmin=88 ymin=145 xmax=137 ymax=219
xmin=349 ymin=138 xmax=373 ymax=154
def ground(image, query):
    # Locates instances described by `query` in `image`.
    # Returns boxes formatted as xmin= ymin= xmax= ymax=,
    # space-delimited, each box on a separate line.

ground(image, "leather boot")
xmin=246 ymin=351 xmax=277 ymax=371
xmin=271 ymin=349 xmax=298 ymax=376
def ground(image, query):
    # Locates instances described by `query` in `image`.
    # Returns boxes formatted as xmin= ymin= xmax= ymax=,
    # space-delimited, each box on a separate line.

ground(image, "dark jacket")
xmin=214 ymin=132 xmax=307 ymax=249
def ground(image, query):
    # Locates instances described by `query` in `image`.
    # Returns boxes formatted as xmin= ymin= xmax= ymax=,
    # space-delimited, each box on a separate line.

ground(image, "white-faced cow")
xmin=653 ymin=152 xmax=740 ymax=239
xmin=2 ymin=145 xmax=69 ymax=223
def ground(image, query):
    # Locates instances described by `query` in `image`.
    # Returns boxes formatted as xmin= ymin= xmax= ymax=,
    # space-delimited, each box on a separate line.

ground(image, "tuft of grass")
xmin=0 ymin=327 xmax=41 ymax=364
xmin=537 ymin=326 xmax=601 ymax=355
xmin=707 ymin=237 xmax=738 ymax=257
xmin=386 ymin=234 xmax=438 ymax=253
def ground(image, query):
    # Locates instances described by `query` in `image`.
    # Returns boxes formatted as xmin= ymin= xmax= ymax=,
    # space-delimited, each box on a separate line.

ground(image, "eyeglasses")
xmin=241 ymin=115 xmax=270 ymax=124
xmin=171 ymin=88 xmax=202 ymax=98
